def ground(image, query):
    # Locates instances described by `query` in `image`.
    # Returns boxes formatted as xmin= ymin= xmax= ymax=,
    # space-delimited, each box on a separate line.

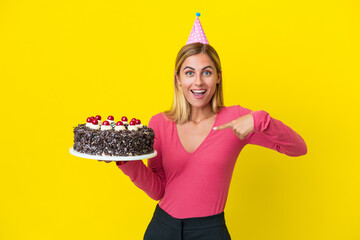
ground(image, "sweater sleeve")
xmin=116 ymin=115 xmax=166 ymax=200
xmin=239 ymin=106 xmax=307 ymax=157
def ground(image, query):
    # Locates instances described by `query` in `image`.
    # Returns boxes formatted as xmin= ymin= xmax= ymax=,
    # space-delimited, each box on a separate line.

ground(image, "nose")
xmin=193 ymin=73 xmax=203 ymax=86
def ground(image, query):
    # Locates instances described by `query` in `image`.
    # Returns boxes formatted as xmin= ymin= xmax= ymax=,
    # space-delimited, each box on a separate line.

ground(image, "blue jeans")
xmin=144 ymin=204 xmax=231 ymax=240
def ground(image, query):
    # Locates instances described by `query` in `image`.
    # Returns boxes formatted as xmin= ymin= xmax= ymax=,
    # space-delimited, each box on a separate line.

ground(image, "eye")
xmin=185 ymin=71 xmax=193 ymax=76
xmin=203 ymin=71 xmax=212 ymax=76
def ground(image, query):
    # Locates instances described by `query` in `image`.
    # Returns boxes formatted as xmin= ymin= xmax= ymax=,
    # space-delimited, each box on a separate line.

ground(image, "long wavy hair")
xmin=164 ymin=43 xmax=224 ymax=124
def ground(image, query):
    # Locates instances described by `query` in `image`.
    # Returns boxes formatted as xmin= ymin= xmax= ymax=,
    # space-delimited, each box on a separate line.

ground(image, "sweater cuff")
xmin=251 ymin=110 xmax=270 ymax=132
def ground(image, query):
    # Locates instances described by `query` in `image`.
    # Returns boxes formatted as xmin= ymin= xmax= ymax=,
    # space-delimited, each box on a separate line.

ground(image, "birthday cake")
xmin=73 ymin=115 xmax=155 ymax=156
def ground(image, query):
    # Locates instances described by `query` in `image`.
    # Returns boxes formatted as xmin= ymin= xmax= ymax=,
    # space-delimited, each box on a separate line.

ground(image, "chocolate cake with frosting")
xmin=73 ymin=115 xmax=155 ymax=156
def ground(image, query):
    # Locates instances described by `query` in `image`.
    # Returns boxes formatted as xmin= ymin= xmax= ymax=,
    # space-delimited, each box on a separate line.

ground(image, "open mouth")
xmin=191 ymin=89 xmax=207 ymax=99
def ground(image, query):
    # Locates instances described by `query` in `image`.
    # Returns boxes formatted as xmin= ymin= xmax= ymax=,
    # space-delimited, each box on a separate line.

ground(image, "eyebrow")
xmin=183 ymin=65 xmax=213 ymax=71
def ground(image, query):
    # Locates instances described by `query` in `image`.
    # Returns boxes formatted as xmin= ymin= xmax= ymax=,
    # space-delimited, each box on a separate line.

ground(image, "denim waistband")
xmin=152 ymin=204 xmax=226 ymax=231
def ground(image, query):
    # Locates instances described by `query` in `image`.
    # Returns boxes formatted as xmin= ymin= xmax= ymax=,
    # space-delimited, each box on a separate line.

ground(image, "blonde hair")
xmin=164 ymin=43 xmax=224 ymax=124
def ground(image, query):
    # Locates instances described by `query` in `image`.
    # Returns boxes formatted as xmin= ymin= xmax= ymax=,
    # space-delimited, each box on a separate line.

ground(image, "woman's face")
xmin=176 ymin=53 xmax=221 ymax=109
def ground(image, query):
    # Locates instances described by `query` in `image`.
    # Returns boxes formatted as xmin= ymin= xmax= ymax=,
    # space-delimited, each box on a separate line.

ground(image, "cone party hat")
xmin=186 ymin=13 xmax=209 ymax=45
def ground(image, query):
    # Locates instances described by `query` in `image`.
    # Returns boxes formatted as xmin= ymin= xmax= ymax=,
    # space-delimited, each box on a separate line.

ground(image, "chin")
xmin=185 ymin=95 xmax=211 ymax=107
xmin=187 ymin=100 xmax=212 ymax=109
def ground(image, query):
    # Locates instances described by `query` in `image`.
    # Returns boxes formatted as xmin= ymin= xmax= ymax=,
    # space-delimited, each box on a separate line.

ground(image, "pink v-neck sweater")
xmin=117 ymin=105 xmax=307 ymax=219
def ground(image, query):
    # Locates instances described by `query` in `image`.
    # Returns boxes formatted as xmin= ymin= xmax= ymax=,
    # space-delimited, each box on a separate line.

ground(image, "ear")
xmin=175 ymin=71 xmax=181 ymax=85
xmin=217 ymin=70 xmax=222 ymax=84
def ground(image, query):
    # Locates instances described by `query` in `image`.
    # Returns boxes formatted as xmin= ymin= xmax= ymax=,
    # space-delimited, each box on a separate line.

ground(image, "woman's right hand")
xmin=98 ymin=160 xmax=128 ymax=166
xmin=98 ymin=160 xmax=112 ymax=163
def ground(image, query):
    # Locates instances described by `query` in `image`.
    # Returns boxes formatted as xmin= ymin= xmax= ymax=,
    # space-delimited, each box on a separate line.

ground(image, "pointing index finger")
xmin=213 ymin=121 xmax=233 ymax=131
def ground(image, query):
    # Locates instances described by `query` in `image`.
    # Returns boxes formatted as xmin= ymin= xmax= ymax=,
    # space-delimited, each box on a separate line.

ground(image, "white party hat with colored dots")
xmin=186 ymin=13 xmax=209 ymax=45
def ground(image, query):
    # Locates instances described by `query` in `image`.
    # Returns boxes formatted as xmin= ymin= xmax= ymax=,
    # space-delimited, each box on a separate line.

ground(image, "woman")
xmin=113 ymin=42 xmax=307 ymax=240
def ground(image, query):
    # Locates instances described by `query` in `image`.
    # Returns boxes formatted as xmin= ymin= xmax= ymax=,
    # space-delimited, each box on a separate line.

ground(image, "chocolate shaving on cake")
xmin=73 ymin=124 xmax=155 ymax=156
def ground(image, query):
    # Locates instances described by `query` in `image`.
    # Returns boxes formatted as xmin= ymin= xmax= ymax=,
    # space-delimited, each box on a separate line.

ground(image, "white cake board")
xmin=69 ymin=147 xmax=157 ymax=161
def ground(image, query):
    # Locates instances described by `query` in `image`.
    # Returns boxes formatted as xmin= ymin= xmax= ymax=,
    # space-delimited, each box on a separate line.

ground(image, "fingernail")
xmin=213 ymin=127 xmax=217 ymax=130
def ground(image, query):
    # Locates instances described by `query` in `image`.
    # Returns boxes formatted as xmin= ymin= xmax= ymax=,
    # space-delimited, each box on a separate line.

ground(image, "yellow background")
xmin=1 ymin=0 xmax=359 ymax=239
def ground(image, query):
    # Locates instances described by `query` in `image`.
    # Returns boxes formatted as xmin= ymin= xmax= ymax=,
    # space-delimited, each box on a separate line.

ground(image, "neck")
xmin=190 ymin=103 xmax=214 ymax=123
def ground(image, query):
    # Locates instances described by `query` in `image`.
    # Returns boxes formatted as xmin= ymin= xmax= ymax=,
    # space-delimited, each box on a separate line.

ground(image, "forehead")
xmin=182 ymin=53 xmax=215 ymax=68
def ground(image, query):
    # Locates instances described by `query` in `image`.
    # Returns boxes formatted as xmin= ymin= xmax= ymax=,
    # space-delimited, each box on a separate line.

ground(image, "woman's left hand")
xmin=213 ymin=113 xmax=254 ymax=140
